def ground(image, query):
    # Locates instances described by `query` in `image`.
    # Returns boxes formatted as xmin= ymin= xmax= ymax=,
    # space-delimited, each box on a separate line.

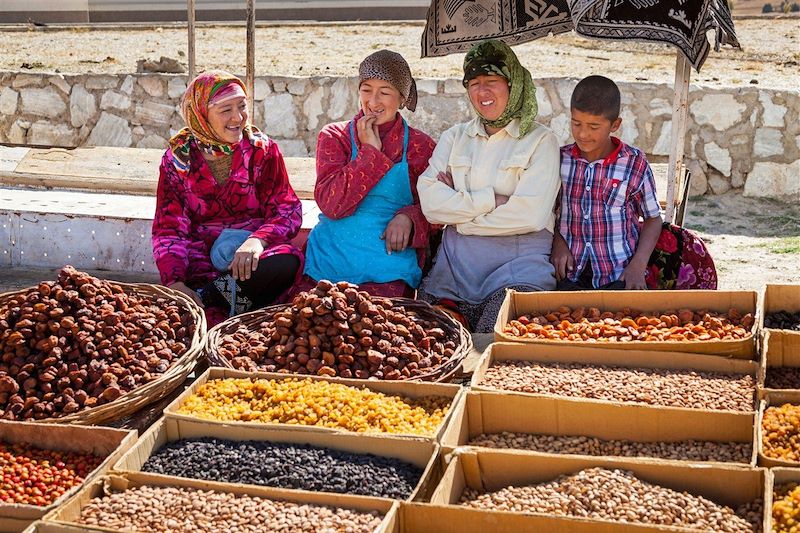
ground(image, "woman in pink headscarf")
xmin=151 ymin=70 xmax=302 ymax=325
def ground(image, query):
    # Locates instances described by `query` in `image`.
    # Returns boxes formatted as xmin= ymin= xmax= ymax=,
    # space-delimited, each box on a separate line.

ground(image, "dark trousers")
xmin=236 ymin=253 xmax=301 ymax=308
xmin=556 ymin=262 xmax=626 ymax=291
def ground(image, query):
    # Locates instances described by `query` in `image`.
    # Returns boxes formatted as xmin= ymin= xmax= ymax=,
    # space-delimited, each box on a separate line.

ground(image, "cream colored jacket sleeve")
xmin=417 ymin=126 xmax=496 ymax=225
xmin=457 ymin=129 xmax=561 ymax=236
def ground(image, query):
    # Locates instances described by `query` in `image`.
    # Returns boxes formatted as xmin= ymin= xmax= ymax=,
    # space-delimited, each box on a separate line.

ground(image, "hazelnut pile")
xmin=216 ymin=280 xmax=457 ymax=380
xmin=504 ymin=306 xmax=754 ymax=342
xmin=0 ymin=266 xmax=194 ymax=420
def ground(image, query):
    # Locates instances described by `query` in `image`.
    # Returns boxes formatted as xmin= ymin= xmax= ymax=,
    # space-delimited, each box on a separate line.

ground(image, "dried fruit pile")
xmin=0 ymin=266 xmax=194 ymax=420
xmin=765 ymin=310 xmax=800 ymax=331
xmin=773 ymin=482 xmax=800 ymax=533
xmin=142 ymin=437 xmax=422 ymax=499
xmin=765 ymin=367 xmax=800 ymax=389
xmin=460 ymin=468 xmax=760 ymax=532
xmin=0 ymin=442 xmax=103 ymax=506
xmin=504 ymin=306 xmax=754 ymax=342
xmin=762 ymin=403 xmax=800 ymax=462
xmin=77 ymin=485 xmax=384 ymax=532
xmin=176 ymin=377 xmax=450 ymax=436
xmin=216 ymin=280 xmax=457 ymax=379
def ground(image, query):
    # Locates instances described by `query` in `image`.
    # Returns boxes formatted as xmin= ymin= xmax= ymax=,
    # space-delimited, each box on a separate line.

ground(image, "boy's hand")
xmin=550 ymin=233 xmax=574 ymax=281
xmin=436 ymin=171 xmax=454 ymax=188
xmin=620 ymin=260 xmax=647 ymax=290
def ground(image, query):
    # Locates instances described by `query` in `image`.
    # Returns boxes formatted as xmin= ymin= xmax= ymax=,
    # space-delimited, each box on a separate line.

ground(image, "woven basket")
xmin=206 ymin=297 xmax=471 ymax=383
xmin=0 ymin=282 xmax=206 ymax=425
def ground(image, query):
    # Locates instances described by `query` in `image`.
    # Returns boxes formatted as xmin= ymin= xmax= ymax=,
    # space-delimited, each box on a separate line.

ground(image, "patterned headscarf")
xmin=359 ymin=50 xmax=418 ymax=112
xmin=462 ymin=40 xmax=538 ymax=137
xmin=168 ymin=70 xmax=260 ymax=173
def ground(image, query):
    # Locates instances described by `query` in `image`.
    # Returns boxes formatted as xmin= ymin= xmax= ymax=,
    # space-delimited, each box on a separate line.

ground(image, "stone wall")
xmin=0 ymin=71 xmax=797 ymax=199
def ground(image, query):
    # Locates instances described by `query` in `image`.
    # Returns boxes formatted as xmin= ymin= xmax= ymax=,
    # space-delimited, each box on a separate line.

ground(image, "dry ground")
xmin=0 ymin=18 xmax=797 ymax=89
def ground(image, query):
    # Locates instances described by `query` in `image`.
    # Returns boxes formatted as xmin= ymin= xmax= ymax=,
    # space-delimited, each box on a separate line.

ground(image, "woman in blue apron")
xmin=292 ymin=50 xmax=437 ymax=298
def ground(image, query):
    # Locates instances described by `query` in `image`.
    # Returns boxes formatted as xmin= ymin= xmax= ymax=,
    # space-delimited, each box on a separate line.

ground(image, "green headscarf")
xmin=462 ymin=40 xmax=538 ymax=137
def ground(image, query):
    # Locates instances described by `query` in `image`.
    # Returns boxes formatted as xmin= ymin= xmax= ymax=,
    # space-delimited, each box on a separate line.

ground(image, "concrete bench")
xmin=0 ymin=144 xmax=674 ymax=275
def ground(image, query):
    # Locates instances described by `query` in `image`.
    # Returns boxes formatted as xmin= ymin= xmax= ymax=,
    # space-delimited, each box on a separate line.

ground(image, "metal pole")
xmin=246 ymin=0 xmax=255 ymax=117
xmin=666 ymin=52 xmax=691 ymax=224
xmin=187 ymin=0 xmax=196 ymax=80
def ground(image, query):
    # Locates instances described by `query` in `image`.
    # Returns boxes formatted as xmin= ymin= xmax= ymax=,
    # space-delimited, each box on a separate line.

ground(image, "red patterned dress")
xmin=152 ymin=135 xmax=303 ymax=323
xmin=291 ymin=111 xmax=436 ymax=298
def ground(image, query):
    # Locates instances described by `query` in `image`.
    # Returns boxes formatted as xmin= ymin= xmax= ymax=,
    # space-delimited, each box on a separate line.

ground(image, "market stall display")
xmin=761 ymin=285 xmax=800 ymax=338
xmin=769 ymin=468 xmax=800 ymax=533
xmin=140 ymin=437 xmax=422 ymax=500
xmin=175 ymin=377 xmax=450 ymax=436
xmin=760 ymin=331 xmax=800 ymax=396
xmin=760 ymin=400 xmax=800 ymax=465
xmin=494 ymin=290 xmax=758 ymax=357
xmin=206 ymin=280 xmax=471 ymax=382
xmin=459 ymin=467 xmax=761 ymax=532
xmin=0 ymin=420 xmax=135 ymax=533
xmin=0 ymin=266 xmax=205 ymax=424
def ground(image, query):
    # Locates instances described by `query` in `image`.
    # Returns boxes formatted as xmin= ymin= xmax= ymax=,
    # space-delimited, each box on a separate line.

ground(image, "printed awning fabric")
xmin=421 ymin=0 xmax=739 ymax=71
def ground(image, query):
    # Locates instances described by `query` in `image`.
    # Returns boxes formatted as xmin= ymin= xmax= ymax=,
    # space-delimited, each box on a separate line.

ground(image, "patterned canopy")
xmin=421 ymin=0 xmax=739 ymax=70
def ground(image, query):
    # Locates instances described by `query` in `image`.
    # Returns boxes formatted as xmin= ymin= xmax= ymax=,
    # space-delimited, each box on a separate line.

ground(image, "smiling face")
xmin=467 ymin=74 xmax=510 ymax=122
xmin=570 ymin=108 xmax=622 ymax=162
xmin=207 ymin=96 xmax=248 ymax=144
xmin=359 ymin=79 xmax=403 ymax=125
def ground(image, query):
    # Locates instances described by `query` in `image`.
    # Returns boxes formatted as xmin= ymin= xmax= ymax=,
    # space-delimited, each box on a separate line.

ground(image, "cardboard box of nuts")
xmin=761 ymin=284 xmax=800 ymax=338
xmin=111 ymin=416 xmax=441 ymax=502
xmin=0 ymin=422 xmax=136 ymax=533
xmin=494 ymin=289 xmax=758 ymax=358
xmin=470 ymin=342 xmax=758 ymax=413
xmin=389 ymin=501 xmax=629 ymax=533
xmin=162 ymin=367 xmax=464 ymax=441
xmin=757 ymin=391 xmax=800 ymax=467
xmin=430 ymin=448 xmax=768 ymax=533
xmin=441 ymin=390 xmax=757 ymax=466
xmin=765 ymin=467 xmax=800 ymax=533
xmin=758 ymin=330 xmax=800 ymax=399
xmin=21 ymin=522 xmax=106 ymax=533
xmin=45 ymin=472 xmax=399 ymax=533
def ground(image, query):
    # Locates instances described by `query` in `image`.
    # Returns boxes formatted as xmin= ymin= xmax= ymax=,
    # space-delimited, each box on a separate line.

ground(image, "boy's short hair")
xmin=570 ymin=75 xmax=621 ymax=121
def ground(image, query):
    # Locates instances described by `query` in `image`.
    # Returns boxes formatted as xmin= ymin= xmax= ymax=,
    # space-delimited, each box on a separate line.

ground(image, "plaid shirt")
xmin=558 ymin=138 xmax=661 ymax=287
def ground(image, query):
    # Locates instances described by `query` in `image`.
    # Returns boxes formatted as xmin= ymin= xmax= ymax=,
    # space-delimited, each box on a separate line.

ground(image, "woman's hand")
xmin=169 ymin=281 xmax=204 ymax=308
xmin=436 ymin=171 xmax=454 ymax=188
xmin=550 ymin=232 xmax=574 ymax=281
xmin=381 ymin=213 xmax=413 ymax=254
xmin=229 ymin=237 xmax=266 ymax=281
xmin=356 ymin=114 xmax=382 ymax=151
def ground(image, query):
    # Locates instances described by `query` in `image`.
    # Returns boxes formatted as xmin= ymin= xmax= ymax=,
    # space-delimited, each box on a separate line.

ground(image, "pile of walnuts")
xmin=217 ymin=280 xmax=457 ymax=380
xmin=0 ymin=266 xmax=195 ymax=420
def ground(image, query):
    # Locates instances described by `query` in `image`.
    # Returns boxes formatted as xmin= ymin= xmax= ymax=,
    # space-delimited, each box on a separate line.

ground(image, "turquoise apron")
xmin=304 ymin=119 xmax=422 ymax=287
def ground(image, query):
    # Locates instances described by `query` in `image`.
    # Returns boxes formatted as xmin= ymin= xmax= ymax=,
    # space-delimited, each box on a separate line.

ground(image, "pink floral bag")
xmin=645 ymin=223 xmax=717 ymax=290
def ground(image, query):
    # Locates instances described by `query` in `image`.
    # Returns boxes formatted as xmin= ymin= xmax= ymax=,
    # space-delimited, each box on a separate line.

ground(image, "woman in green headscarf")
xmin=417 ymin=39 xmax=561 ymax=332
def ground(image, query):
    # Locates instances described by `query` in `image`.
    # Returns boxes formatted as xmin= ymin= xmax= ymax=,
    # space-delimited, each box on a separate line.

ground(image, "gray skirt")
xmin=419 ymin=226 xmax=556 ymax=305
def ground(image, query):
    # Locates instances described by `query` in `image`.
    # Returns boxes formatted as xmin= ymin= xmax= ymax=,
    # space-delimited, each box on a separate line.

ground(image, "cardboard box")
xmin=471 ymin=342 xmax=758 ymax=412
xmin=761 ymin=284 xmax=800 ymax=338
xmin=757 ymin=391 xmax=800 ymax=467
xmin=441 ymin=390 xmax=757 ymax=466
xmin=766 ymin=467 xmax=800 ymax=532
xmin=111 ymin=416 xmax=440 ymax=501
xmin=21 ymin=522 xmax=106 ymax=533
xmin=46 ymin=472 xmax=398 ymax=533
xmin=390 ymin=502 xmax=646 ymax=533
xmin=0 ymin=421 xmax=136 ymax=533
xmin=162 ymin=367 xmax=463 ymax=441
xmin=430 ymin=448 xmax=767 ymax=533
xmin=758 ymin=330 xmax=800 ymax=398
xmin=495 ymin=289 xmax=757 ymax=358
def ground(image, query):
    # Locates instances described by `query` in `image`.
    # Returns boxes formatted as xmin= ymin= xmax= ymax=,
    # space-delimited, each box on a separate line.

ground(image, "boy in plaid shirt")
xmin=551 ymin=75 xmax=662 ymax=290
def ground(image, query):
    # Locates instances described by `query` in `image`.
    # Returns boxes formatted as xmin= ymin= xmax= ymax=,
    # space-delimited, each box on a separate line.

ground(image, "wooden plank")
xmin=246 ymin=0 xmax=255 ymax=116
xmin=0 ymin=146 xmax=29 ymax=173
xmin=1 ymin=147 xmax=317 ymax=199
xmin=187 ymin=0 xmax=196 ymax=80
xmin=666 ymin=53 xmax=691 ymax=223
